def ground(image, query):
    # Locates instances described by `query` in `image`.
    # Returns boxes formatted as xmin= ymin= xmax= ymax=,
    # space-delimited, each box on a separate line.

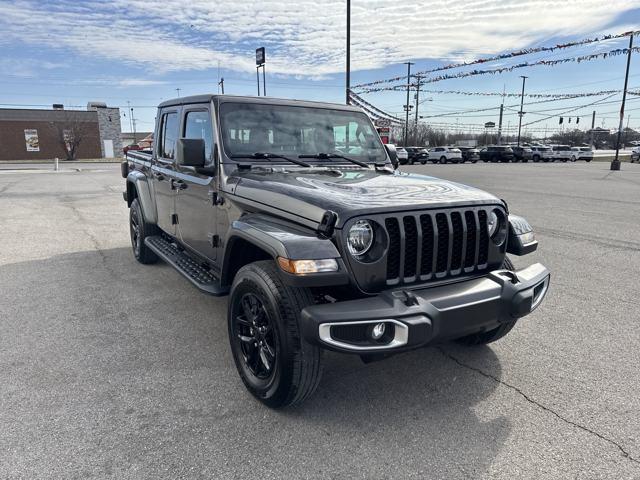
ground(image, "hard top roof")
xmin=158 ymin=94 xmax=363 ymax=112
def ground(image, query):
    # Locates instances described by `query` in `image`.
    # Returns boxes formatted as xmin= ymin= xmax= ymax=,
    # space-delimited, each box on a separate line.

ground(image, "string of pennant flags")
xmin=348 ymin=91 xmax=402 ymax=124
xmin=353 ymin=30 xmax=639 ymax=89
xmin=356 ymin=46 xmax=640 ymax=92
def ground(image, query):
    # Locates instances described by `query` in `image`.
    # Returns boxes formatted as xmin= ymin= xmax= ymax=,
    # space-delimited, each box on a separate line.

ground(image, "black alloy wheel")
xmin=129 ymin=198 xmax=158 ymax=264
xmin=232 ymin=292 xmax=278 ymax=381
xmin=228 ymin=261 xmax=323 ymax=408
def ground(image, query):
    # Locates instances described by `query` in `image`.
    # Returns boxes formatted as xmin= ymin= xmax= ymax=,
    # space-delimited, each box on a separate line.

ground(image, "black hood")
xmin=231 ymin=167 xmax=502 ymax=227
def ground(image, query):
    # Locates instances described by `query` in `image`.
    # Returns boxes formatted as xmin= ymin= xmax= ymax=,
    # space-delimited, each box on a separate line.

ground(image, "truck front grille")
xmin=384 ymin=208 xmax=491 ymax=285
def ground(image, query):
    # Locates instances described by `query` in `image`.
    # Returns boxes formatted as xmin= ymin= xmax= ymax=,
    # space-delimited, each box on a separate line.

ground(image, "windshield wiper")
xmin=231 ymin=152 xmax=311 ymax=168
xmin=298 ymin=152 xmax=370 ymax=169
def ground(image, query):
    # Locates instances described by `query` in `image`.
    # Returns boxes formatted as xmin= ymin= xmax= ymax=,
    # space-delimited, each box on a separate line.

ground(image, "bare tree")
xmin=49 ymin=111 xmax=95 ymax=160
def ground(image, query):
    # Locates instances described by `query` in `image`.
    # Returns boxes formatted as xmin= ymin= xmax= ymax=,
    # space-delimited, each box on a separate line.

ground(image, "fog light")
xmin=371 ymin=323 xmax=386 ymax=340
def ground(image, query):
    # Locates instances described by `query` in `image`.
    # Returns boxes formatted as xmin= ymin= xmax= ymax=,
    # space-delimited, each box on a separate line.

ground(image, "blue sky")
xmin=0 ymin=0 xmax=639 ymax=137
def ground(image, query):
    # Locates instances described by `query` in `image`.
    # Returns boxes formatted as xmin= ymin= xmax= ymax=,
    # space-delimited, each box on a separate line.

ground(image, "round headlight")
xmin=487 ymin=211 xmax=499 ymax=237
xmin=347 ymin=220 xmax=374 ymax=256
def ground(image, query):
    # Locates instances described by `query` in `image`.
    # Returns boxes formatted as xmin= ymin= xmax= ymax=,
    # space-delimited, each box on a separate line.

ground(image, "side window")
xmin=160 ymin=112 xmax=179 ymax=159
xmin=184 ymin=110 xmax=213 ymax=163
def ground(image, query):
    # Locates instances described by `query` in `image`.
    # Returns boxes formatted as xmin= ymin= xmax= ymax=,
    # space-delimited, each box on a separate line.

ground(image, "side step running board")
xmin=145 ymin=236 xmax=228 ymax=296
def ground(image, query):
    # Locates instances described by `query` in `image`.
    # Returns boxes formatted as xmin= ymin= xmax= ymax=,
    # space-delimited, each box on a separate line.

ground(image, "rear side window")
xmin=184 ymin=110 xmax=213 ymax=163
xmin=160 ymin=112 xmax=179 ymax=159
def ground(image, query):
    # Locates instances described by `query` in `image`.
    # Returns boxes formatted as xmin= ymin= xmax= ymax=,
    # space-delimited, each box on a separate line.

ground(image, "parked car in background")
xmin=530 ymin=146 xmax=554 ymax=162
xmin=404 ymin=146 xmax=429 ymax=165
xmin=458 ymin=146 xmax=480 ymax=163
xmin=429 ymin=146 xmax=462 ymax=164
xmin=570 ymin=146 xmax=593 ymax=162
xmin=479 ymin=145 xmax=514 ymax=163
xmin=630 ymin=146 xmax=640 ymax=163
xmin=551 ymin=145 xmax=573 ymax=162
xmin=396 ymin=146 xmax=409 ymax=164
xmin=511 ymin=146 xmax=533 ymax=162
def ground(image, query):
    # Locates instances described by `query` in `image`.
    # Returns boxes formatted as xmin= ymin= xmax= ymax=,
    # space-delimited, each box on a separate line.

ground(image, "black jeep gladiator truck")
xmin=122 ymin=95 xmax=550 ymax=408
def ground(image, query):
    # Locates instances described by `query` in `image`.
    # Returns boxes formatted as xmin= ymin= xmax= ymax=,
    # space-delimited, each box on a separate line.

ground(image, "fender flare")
xmin=126 ymin=170 xmax=157 ymax=224
xmin=221 ymin=214 xmax=348 ymax=288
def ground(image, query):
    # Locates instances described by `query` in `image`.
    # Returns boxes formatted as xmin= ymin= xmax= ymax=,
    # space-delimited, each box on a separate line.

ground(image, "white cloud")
xmin=117 ymin=79 xmax=169 ymax=87
xmin=0 ymin=0 xmax=636 ymax=77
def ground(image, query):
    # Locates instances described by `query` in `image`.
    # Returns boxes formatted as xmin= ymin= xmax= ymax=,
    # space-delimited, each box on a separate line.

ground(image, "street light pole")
xmin=516 ymin=76 xmax=528 ymax=147
xmin=403 ymin=61 xmax=414 ymax=146
xmin=611 ymin=33 xmax=634 ymax=171
xmin=346 ymin=0 xmax=351 ymax=104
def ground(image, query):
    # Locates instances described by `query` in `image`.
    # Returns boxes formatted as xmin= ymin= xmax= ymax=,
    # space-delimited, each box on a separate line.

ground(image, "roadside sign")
xmin=256 ymin=47 xmax=265 ymax=66
xmin=484 ymin=122 xmax=496 ymax=129
xmin=374 ymin=118 xmax=391 ymax=127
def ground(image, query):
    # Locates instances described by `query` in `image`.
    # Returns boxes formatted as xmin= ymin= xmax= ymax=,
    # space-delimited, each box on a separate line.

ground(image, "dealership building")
xmin=0 ymin=102 xmax=122 ymax=161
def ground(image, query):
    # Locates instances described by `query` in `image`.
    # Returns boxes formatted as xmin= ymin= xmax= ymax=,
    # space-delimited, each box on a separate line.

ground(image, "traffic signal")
xmin=576 ymin=117 xmax=580 ymax=124
xmin=559 ymin=117 xmax=564 ymax=124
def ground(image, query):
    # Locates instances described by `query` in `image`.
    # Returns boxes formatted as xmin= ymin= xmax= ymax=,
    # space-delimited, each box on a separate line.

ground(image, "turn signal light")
xmin=277 ymin=257 xmax=339 ymax=274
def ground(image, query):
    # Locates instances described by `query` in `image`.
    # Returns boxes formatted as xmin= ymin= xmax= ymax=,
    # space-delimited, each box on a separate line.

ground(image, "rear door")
xmin=152 ymin=108 xmax=180 ymax=234
xmin=175 ymin=105 xmax=218 ymax=262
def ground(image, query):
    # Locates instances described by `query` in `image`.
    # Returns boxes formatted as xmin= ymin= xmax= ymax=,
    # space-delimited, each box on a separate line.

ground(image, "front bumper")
xmin=300 ymin=263 xmax=550 ymax=353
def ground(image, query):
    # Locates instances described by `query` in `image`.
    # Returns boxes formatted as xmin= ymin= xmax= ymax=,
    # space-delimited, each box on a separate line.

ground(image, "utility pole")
xmin=612 ymin=33 xmax=634 ymax=171
xmin=403 ymin=61 xmax=414 ymax=146
xmin=590 ymin=110 xmax=596 ymax=148
xmin=345 ymin=0 xmax=351 ymax=104
xmin=414 ymin=76 xmax=421 ymax=127
xmin=516 ymin=76 xmax=528 ymax=147
xmin=131 ymin=107 xmax=137 ymax=144
xmin=126 ymin=101 xmax=134 ymax=141
xmin=497 ymin=104 xmax=504 ymax=145
xmin=218 ymin=77 xmax=225 ymax=94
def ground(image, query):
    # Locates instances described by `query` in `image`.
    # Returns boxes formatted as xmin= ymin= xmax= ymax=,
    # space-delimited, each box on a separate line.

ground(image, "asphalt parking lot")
xmin=1 ymin=162 xmax=640 ymax=479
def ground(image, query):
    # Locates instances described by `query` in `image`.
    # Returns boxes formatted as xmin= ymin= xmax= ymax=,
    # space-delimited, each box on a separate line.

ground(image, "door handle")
xmin=170 ymin=178 xmax=187 ymax=190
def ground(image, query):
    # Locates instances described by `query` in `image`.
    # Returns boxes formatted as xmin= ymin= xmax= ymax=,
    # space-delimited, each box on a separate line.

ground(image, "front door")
xmin=175 ymin=107 xmax=218 ymax=261
xmin=152 ymin=109 xmax=180 ymax=234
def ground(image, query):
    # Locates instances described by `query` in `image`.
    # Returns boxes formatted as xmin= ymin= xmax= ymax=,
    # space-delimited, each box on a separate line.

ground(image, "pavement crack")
xmin=437 ymin=346 xmax=640 ymax=465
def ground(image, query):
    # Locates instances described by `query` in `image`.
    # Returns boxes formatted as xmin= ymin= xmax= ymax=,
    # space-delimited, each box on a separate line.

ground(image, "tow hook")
xmin=392 ymin=290 xmax=419 ymax=307
xmin=501 ymin=271 xmax=520 ymax=284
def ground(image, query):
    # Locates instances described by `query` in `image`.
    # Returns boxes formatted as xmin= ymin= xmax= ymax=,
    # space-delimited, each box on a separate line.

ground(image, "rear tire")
xmin=129 ymin=198 xmax=159 ymax=264
xmin=228 ymin=260 xmax=323 ymax=408
xmin=456 ymin=258 xmax=518 ymax=346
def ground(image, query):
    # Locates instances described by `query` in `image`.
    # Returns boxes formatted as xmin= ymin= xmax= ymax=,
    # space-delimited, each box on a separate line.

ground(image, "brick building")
xmin=0 ymin=103 xmax=122 ymax=161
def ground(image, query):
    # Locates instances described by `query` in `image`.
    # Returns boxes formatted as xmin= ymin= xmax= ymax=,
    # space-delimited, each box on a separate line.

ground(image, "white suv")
xmin=551 ymin=145 xmax=573 ymax=162
xmin=530 ymin=146 xmax=554 ymax=162
xmin=570 ymin=147 xmax=593 ymax=162
xmin=395 ymin=146 xmax=409 ymax=164
xmin=429 ymin=146 xmax=462 ymax=164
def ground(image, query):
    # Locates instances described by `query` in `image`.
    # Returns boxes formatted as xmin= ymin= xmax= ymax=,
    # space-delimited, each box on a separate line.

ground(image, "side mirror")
xmin=177 ymin=138 xmax=206 ymax=167
xmin=384 ymin=144 xmax=399 ymax=170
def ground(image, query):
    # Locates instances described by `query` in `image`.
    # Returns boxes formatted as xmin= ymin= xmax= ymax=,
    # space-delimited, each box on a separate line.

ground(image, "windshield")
xmin=219 ymin=102 xmax=386 ymax=164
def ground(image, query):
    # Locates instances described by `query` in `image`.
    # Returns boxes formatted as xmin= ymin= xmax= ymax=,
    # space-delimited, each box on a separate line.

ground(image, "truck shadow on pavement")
xmin=1 ymin=247 xmax=509 ymax=478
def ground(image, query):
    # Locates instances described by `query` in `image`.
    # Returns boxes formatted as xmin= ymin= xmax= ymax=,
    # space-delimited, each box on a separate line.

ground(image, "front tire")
xmin=129 ymin=198 xmax=159 ymax=264
xmin=228 ymin=260 xmax=323 ymax=408
xmin=456 ymin=258 xmax=518 ymax=346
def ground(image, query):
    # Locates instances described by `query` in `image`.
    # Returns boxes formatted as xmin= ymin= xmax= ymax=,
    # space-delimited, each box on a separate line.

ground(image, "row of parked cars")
xmin=396 ymin=144 xmax=595 ymax=164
